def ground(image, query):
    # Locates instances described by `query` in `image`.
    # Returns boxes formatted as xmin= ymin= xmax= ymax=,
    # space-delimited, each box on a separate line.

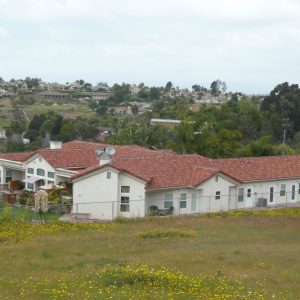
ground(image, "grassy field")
xmin=0 ymin=97 xmax=95 ymax=128
xmin=0 ymin=206 xmax=299 ymax=299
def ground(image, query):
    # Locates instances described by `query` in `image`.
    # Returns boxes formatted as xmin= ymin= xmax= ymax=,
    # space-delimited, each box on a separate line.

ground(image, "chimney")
xmin=50 ymin=141 xmax=62 ymax=150
xmin=96 ymin=150 xmax=111 ymax=166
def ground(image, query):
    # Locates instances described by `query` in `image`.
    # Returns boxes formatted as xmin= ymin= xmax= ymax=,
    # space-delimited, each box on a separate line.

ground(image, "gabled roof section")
xmin=36 ymin=149 xmax=99 ymax=169
xmin=71 ymin=154 xmax=235 ymax=190
xmin=0 ymin=140 xmax=177 ymax=170
xmin=0 ymin=152 xmax=35 ymax=163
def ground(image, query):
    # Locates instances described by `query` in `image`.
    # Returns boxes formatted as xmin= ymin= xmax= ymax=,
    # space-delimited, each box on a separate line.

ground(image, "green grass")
xmin=0 ymin=201 xmax=60 ymax=222
xmin=0 ymin=208 xmax=300 ymax=299
xmin=0 ymin=97 xmax=96 ymax=121
xmin=136 ymin=228 xmax=194 ymax=239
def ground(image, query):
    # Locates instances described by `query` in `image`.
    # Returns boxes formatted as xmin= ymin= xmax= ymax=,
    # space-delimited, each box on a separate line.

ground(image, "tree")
xmin=165 ymin=81 xmax=173 ymax=91
xmin=137 ymin=89 xmax=149 ymax=99
xmin=192 ymin=85 xmax=201 ymax=92
xmin=111 ymin=83 xmax=131 ymax=102
xmin=261 ymin=82 xmax=300 ymax=140
xmin=149 ymin=87 xmax=161 ymax=100
xmin=24 ymin=77 xmax=39 ymax=89
xmin=96 ymin=105 xmax=108 ymax=116
xmin=59 ymin=122 xmax=74 ymax=142
xmin=210 ymin=79 xmax=227 ymax=96
xmin=131 ymin=104 xmax=139 ymax=115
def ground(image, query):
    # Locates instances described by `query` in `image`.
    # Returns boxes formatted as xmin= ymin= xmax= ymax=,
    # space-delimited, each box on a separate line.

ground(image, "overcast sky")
xmin=0 ymin=0 xmax=300 ymax=94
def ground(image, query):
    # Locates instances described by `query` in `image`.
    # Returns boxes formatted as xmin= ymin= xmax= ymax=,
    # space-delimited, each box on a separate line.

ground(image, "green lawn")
xmin=0 ymin=208 xmax=300 ymax=299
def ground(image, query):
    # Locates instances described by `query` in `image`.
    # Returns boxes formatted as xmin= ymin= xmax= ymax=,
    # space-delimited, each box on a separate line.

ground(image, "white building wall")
xmin=147 ymin=188 xmax=199 ymax=215
xmin=118 ymin=173 xmax=146 ymax=219
xmin=12 ymin=170 xmax=24 ymax=181
xmin=72 ymin=170 xmax=146 ymax=220
xmin=146 ymin=175 xmax=237 ymax=214
xmin=73 ymin=169 xmax=119 ymax=220
xmin=198 ymin=175 xmax=236 ymax=212
xmin=25 ymin=156 xmax=56 ymax=190
xmin=238 ymin=179 xmax=300 ymax=207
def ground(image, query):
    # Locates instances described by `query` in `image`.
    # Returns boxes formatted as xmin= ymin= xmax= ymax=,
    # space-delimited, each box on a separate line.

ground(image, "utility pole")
xmin=282 ymin=118 xmax=289 ymax=156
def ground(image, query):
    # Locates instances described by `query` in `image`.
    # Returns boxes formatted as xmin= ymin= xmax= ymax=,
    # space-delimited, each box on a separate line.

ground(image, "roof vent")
xmin=50 ymin=141 xmax=62 ymax=150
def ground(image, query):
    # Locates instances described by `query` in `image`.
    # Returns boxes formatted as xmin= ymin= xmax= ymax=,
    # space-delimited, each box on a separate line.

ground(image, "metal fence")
xmin=1 ymin=190 xmax=300 ymax=221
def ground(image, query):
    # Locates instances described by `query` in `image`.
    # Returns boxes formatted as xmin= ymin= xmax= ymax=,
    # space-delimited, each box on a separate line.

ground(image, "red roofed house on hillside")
xmin=1 ymin=140 xmax=300 ymax=220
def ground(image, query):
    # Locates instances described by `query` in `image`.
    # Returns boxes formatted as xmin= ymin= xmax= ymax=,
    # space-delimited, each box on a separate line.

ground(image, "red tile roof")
xmin=71 ymin=154 xmax=226 ymax=190
xmin=71 ymin=147 xmax=300 ymax=188
xmin=3 ymin=140 xmax=300 ymax=188
xmin=211 ymin=155 xmax=300 ymax=182
xmin=0 ymin=140 xmax=177 ymax=170
xmin=0 ymin=152 xmax=34 ymax=162
xmin=36 ymin=149 xmax=99 ymax=169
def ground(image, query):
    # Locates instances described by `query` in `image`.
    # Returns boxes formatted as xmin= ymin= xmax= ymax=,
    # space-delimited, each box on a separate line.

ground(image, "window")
xmin=292 ymin=185 xmax=296 ymax=200
xmin=27 ymin=183 xmax=34 ymax=190
xmin=191 ymin=193 xmax=197 ymax=212
xmin=5 ymin=169 xmax=12 ymax=183
xmin=280 ymin=184 xmax=286 ymax=196
xmin=215 ymin=191 xmax=221 ymax=200
xmin=107 ymin=171 xmax=111 ymax=179
xmin=121 ymin=186 xmax=130 ymax=193
xmin=48 ymin=180 xmax=54 ymax=185
xmin=180 ymin=193 xmax=187 ymax=208
xmin=27 ymin=168 xmax=34 ymax=174
xmin=247 ymin=189 xmax=252 ymax=198
xmin=37 ymin=179 xmax=45 ymax=187
xmin=238 ymin=188 xmax=244 ymax=202
xmin=164 ymin=193 xmax=173 ymax=209
xmin=48 ymin=171 xmax=54 ymax=178
xmin=269 ymin=187 xmax=274 ymax=203
xmin=215 ymin=175 xmax=219 ymax=182
xmin=37 ymin=168 xmax=45 ymax=176
xmin=298 ymin=183 xmax=300 ymax=195
xmin=120 ymin=196 xmax=130 ymax=212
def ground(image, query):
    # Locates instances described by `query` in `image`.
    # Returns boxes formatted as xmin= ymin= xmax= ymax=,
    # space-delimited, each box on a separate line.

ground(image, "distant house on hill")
xmin=0 ymin=89 xmax=7 ymax=97
xmin=39 ymin=91 xmax=71 ymax=100
xmin=111 ymin=106 xmax=132 ymax=115
xmin=150 ymin=118 xmax=182 ymax=126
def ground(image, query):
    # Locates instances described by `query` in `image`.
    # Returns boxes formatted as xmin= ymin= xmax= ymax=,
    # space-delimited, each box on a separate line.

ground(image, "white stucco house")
xmin=71 ymin=149 xmax=300 ymax=220
xmin=0 ymin=140 xmax=300 ymax=219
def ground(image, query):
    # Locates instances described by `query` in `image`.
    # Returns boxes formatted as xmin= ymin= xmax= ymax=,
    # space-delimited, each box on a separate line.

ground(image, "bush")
xmin=136 ymin=229 xmax=194 ymax=239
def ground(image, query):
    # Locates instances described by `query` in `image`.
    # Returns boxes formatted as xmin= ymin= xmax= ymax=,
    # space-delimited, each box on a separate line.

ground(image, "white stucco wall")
xmin=118 ymin=173 xmax=146 ymax=219
xmin=197 ymin=175 xmax=237 ymax=212
xmin=146 ymin=175 xmax=238 ymax=215
xmin=12 ymin=170 xmax=24 ymax=181
xmin=73 ymin=168 xmax=119 ymax=220
xmin=237 ymin=179 xmax=300 ymax=207
xmin=25 ymin=156 xmax=56 ymax=190
xmin=72 ymin=168 xmax=146 ymax=220
xmin=146 ymin=188 xmax=200 ymax=215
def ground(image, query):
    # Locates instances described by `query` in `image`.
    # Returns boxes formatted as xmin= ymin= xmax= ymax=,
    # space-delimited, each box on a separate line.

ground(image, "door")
xmin=291 ymin=184 xmax=296 ymax=202
xmin=228 ymin=187 xmax=236 ymax=210
xmin=269 ymin=186 xmax=275 ymax=206
xmin=245 ymin=187 xmax=253 ymax=208
xmin=191 ymin=192 xmax=197 ymax=213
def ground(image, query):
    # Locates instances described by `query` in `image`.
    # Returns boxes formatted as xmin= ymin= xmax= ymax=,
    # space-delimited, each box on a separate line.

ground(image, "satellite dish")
xmin=95 ymin=150 xmax=104 ymax=158
xmin=105 ymin=147 xmax=116 ymax=156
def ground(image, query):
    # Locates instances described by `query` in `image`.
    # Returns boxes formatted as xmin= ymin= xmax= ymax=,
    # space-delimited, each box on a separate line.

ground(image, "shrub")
xmin=136 ymin=229 xmax=194 ymax=239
